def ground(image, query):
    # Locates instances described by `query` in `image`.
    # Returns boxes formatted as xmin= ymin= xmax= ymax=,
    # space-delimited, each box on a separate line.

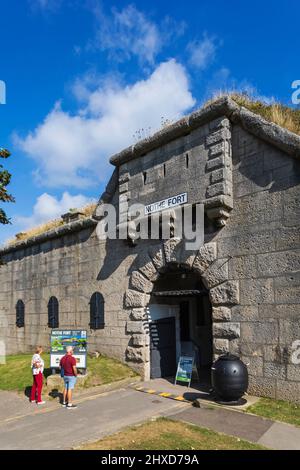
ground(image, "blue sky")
xmin=0 ymin=0 xmax=299 ymax=244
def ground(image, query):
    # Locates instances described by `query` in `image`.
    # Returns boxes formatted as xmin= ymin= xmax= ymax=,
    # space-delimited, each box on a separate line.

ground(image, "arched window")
xmin=90 ymin=293 xmax=105 ymax=330
xmin=48 ymin=296 xmax=59 ymax=328
xmin=16 ymin=300 xmax=25 ymax=328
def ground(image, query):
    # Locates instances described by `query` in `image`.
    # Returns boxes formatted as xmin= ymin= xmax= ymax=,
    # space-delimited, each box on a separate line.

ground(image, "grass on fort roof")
xmin=0 ymin=353 xmax=136 ymax=392
xmin=76 ymin=417 xmax=267 ymax=450
xmin=209 ymin=91 xmax=300 ymax=136
xmin=6 ymin=202 xmax=97 ymax=246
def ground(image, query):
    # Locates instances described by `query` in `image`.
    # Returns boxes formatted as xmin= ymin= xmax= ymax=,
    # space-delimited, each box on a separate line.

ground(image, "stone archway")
xmin=124 ymin=238 xmax=240 ymax=379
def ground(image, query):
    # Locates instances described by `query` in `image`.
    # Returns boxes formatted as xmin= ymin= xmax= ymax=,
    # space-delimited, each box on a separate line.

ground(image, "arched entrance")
xmin=149 ymin=264 xmax=212 ymax=380
xmin=124 ymin=239 xmax=241 ymax=381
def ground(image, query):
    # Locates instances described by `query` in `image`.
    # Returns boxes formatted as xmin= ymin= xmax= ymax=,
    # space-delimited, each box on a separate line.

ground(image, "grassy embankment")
xmin=78 ymin=417 xmax=267 ymax=450
xmin=0 ymin=353 xmax=137 ymax=392
xmin=247 ymin=397 xmax=300 ymax=427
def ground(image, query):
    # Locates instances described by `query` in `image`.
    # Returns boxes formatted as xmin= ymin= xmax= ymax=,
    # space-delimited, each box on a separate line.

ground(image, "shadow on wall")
xmin=97 ymin=237 xmax=135 ymax=281
xmin=97 ymin=222 xmax=218 ymax=283
xmin=232 ymin=127 xmax=300 ymax=196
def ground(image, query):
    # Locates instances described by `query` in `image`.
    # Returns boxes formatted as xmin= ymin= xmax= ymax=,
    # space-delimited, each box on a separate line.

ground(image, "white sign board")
xmin=144 ymin=192 xmax=188 ymax=215
xmin=50 ymin=354 xmax=86 ymax=368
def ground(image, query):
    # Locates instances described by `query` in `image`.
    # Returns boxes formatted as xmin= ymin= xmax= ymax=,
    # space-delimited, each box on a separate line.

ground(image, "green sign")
xmin=175 ymin=356 xmax=194 ymax=386
xmin=50 ymin=329 xmax=87 ymax=368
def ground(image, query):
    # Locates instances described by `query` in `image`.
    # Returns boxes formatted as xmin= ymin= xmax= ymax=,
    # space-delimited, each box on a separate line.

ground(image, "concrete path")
xmin=136 ymin=378 xmax=260 ymax=409
xmin=1 ymin=381 xmax=300 ymax=450
xmin=171 ymin=405 xmax=273 ymax=444
xmin=172 ymin=405 xmax=300 ymax=450
xmin=257 ymin=421 xmax=300 ymax=450
xmin=0 ymin=388 xmax=188 ymax=450
xmin=136 ymin=379 xmax=300 ymax=450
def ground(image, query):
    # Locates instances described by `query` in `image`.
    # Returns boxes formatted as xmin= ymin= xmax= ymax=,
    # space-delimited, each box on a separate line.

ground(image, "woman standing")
xmin=30 ymin=346 xmax=45 ymax=404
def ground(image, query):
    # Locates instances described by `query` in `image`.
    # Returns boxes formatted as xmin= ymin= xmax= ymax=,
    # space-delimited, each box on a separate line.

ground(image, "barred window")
xmin=48 ymin=296 xmax=59 ymax=328
xmin=90 ymin=293 xmax=105 ymax=330
xmin=16 ymin=300 xmax=25 ymax=328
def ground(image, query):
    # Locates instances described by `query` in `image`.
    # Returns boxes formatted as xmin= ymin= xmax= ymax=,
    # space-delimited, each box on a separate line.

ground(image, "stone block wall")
xmin=217 ymin=125 xmax=300 ymax=401
xmin=0 ymin=227 xmax=136 ymax=363
xmin=0 ymin=117 xmax=299 ymax=401
xmin=120 ymin=116 xmax=233 ymax=226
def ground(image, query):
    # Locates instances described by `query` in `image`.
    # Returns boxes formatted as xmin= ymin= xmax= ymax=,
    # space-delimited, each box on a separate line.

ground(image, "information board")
xmin=50 ymin=329 xmax=87 ymax=369
xmin=175 ymin=355 xmax=194 ymax=387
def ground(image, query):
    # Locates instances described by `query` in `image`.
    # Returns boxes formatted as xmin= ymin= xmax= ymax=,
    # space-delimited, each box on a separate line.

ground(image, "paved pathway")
xmin=1 ymin=381 xmax=300 ymax=450
xmin=136 ymin=379 xmax=300 ymax=450
xmin=0 ymin=388 xmax=187 ymax=450
xmin=171 ymin=405 xmax=300 ymax=450
xmin=135 ymin=377 xmax=260 ymax=409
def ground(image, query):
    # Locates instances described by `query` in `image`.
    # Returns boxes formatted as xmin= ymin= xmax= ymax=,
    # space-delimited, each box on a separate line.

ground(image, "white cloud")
xmin=187 ymin=35 xmax=217 ymax=70
xmin=14 ymin=192 xmax=95 ymax=231
xmin=16 ymin=59 xmax=195 ymax=189
xmin=29 ymin=0 xmax=62 ymax=12
xmin=93 ymin=4 xmax=161 ymax=65
xmin=91 ymin=4 xmax=185 ymax=65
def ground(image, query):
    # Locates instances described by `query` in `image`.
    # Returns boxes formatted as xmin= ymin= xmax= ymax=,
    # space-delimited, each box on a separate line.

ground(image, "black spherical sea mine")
xmin=211 ymin=353 xmax=248 ymax=404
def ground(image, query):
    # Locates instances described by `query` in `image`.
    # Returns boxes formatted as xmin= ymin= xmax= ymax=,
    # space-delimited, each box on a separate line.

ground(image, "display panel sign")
xmin=175 ymin=356 xmax=194 ymax=387
xmin=50 ymin=329 xmax=87 ymax=368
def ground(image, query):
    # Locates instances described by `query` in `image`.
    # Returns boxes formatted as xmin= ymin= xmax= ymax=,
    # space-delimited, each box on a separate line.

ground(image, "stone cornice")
xmin=0 ymin=168 xmax=119 ymax=256
xmin=0 ymin=217 xmax=97 ymax=255
xmin=110 ymin=96 xmax=300 ymax=166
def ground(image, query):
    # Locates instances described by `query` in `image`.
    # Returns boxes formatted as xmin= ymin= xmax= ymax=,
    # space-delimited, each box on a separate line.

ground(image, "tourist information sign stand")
xmin=175 ymin=355 xmax=195 ymax=387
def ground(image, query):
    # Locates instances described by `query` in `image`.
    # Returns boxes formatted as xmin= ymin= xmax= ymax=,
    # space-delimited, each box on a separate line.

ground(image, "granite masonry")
xmin=0 ymin=96 xmax=300 ymax=401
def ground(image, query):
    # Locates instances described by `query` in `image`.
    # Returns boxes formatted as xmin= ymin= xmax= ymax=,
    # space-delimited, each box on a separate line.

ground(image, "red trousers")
xmin=30 ymin=372 xmax=43 ymax=402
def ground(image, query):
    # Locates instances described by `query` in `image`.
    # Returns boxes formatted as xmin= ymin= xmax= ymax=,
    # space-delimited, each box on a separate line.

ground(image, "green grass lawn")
xmin=78 ymin=417 xmax=267 ymax=450
xmin=0 ymin=354 xmax=51 ymax=392
xmin=247 ymin=398 xmax=300 ymax=427
xmin=0 ymin=353 xmax=137 ymax=392
xmin=83 ymin=355 xmax=137 ymax=388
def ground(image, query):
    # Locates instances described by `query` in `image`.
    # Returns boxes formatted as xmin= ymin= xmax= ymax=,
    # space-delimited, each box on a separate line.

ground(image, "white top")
xmin=31 ymin=353 xmax=44 ymax=375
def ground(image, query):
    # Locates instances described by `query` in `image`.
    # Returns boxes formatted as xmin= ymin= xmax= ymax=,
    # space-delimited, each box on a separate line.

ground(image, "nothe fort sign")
xmin=1 ymin=96 xmax=300 ymax=402
xmin=144 ymin=192 xmax=188 ymax=215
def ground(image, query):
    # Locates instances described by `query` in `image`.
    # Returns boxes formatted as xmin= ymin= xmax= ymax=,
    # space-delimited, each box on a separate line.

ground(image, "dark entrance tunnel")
xmin=149 ymin=264 xmax=213 ymax=387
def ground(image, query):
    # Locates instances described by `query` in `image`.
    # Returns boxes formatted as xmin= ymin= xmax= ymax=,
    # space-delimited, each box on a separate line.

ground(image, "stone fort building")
xmin=0 ymin=96 xmax=300 ymax=401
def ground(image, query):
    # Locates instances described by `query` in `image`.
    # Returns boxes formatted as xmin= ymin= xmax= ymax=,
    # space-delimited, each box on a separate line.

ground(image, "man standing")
xmin=60 ymin=346 xmax=78 ymax=409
